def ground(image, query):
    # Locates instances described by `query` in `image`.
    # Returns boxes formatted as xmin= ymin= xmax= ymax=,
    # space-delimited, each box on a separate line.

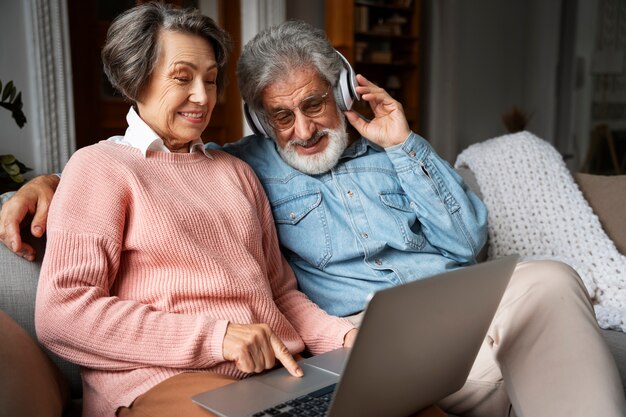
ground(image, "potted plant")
xmin=0 ymin=79 xmax=31 ymax=192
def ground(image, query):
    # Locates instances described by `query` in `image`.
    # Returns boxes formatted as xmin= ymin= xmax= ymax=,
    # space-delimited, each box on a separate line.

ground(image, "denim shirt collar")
xmin=340 ymin=137 xmax=384 ymax=160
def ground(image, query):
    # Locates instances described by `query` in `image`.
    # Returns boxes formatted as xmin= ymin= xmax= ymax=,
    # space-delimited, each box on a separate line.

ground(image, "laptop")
xmin=192 ymin=255 xmax=519 ymax=417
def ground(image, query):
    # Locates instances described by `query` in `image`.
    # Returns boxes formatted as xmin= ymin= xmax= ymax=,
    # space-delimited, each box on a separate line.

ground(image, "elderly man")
xmin=1 ymin=20 xmax=625 ymax=417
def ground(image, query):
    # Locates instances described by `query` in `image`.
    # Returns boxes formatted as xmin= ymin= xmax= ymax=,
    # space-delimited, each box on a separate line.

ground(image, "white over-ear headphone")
xmin=244 ymin=50 xmax=360 ymax=137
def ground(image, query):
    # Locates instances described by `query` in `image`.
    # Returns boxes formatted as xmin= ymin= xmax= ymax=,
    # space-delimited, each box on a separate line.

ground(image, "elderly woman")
xmin=34 ymin=3 xmax=356 ymax=417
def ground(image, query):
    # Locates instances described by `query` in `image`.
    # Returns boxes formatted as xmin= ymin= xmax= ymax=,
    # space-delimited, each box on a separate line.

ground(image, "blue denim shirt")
xmin=212 ymin=133 xmax=488 ymax=316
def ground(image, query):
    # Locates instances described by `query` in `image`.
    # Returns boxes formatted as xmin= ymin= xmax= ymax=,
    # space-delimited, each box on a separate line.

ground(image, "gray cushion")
xmin=602 ymin=329 xmax=626 ymax=397
xmin=0 ymin=236 xmax=82 ymax=399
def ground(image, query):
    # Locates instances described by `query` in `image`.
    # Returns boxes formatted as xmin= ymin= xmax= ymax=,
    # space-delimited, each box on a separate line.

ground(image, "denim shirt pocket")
xmin=379 ymin=191 xmax=425 ymax=250
xmin=271 ymin=190 xmax=332 ymax=269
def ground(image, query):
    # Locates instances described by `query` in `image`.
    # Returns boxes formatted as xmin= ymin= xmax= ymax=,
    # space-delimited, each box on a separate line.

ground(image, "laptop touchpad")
xmin=260 ymin=364 xmax=339 ymax=394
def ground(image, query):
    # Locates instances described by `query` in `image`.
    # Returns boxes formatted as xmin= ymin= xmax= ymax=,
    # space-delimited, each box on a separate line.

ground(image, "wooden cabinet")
xmin=326 ymin=0 xmax=421 ymax=132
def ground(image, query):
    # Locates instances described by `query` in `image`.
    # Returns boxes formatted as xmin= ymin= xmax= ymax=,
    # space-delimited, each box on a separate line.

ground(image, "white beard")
xmin=276 ymin=115 xmax=349 ymax=175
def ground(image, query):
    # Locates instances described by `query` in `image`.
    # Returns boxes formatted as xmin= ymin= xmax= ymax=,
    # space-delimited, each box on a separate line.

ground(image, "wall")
xmin=0 ymin=1 xmax=39 ymax=174
xmin=423 ymin=0 xmax=563 ymax=162
xmin=454 ymin=0 xmax=530 ymax=150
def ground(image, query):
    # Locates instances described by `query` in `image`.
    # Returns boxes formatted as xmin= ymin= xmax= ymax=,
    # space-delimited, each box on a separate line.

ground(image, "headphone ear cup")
xmin=244 ymin=102 xmax=269 ymax=137
xmin=334 ymin=50 xmax=360 ymax=112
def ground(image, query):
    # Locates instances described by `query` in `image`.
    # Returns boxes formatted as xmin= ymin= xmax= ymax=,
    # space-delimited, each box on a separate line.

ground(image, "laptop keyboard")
xmin=251 ymin=384 xmax=336 ymax=417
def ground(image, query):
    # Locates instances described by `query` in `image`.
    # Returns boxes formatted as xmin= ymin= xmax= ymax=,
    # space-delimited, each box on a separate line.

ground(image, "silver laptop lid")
xmin=326 ymin=255 xmax=518 ymax=417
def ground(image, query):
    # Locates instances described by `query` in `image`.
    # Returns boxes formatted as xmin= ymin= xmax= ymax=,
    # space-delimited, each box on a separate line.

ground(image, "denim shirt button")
xmin=409 ymin=150 xmax=416 ymax=158
xmin=289 ymin=212 xmax=296 ymax=220
xmin=347 ymin=190 xmax=354 ymax=198
xmin=362 ymin=232 xmax=368 ymax=239
xmin=375 ymin=259 xmax=383 ymax=265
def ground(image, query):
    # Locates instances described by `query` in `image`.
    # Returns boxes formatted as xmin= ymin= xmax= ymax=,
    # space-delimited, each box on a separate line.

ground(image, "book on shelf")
xmin=355 ymin=6 xmax=369 ymax=32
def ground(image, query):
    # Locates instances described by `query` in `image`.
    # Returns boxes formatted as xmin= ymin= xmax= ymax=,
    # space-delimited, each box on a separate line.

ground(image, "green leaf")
xmin=0 ymin=154 xmax=31 ymax=186
xmin=2 ymin=162 xmax=20 ymax=176
xmin=0 ymin=155 xmax=16 ymax=164
xmin=13 ymin=110 xmax=27 ymax=128
xmin=0 ymin=81 xmax=27 ymax=128
xmin=11 ymin=92 xmax=26 ymax=127
xmin=9 ymin=173 xmax=24 ymax=183
xmin=2 ymin=80 xmax=13 ymax=101
xmin=8 ymin=84 xmax=16 ymax=102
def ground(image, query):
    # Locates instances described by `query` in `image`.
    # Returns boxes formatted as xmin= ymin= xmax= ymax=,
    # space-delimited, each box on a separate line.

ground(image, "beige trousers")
xmin=437 ymin=260 xmax=626 ymax=417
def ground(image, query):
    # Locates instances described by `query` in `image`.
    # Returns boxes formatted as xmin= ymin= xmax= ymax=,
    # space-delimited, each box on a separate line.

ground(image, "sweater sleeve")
xmin=240 ymin=165 xmax=355 ymax=355
xmin=35 ymin=147 xmax=228 ymax=371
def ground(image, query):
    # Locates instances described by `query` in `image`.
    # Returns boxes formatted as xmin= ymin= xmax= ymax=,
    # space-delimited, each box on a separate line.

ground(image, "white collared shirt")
xmin=107 ymin=107 xmax=211 ymax=158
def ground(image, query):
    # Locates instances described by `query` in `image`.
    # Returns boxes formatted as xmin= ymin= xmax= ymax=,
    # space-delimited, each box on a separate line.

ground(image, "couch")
xmin=1 ymin=167 xmax=625 ymax=417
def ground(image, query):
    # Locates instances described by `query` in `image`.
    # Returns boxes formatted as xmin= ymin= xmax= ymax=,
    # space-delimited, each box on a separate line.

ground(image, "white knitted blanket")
xmin=455 ymin=132 xmax=626 ymax=332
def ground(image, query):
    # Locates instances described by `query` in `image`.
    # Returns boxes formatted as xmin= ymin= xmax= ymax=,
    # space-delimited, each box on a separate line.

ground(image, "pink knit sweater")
xmin=36 ymin=141 xmax=354 ymax=416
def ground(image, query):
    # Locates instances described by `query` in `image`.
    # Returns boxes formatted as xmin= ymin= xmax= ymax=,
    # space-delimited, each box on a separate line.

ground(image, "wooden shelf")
xmin=355 ymin=0 xmax=414 ymax=10
xmin=355 ymin=32 xmax=418 ymax=40
xmin=326 ymin=0 xmax=421 ymax=133
xmin=356 ymin=59 xmax=417 ymax=66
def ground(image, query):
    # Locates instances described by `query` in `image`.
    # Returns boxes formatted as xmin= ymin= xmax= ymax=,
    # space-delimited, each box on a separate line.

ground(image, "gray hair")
xmin=101 ymin=2 xmax=231 ymax=103
xmin=237 ymin=20 xmax=343 ymax=112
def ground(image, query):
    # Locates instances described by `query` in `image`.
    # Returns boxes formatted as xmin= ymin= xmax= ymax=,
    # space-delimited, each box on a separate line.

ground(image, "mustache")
xmin=288 ymin=130 xmax=328 ymax=147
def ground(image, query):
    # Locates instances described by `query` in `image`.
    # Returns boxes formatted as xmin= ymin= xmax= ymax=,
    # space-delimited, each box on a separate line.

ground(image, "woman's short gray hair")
xmin=101 ymin=2 xmax=231 ymax=103
xmin=237 ymin=20 xmax=343 ymax=112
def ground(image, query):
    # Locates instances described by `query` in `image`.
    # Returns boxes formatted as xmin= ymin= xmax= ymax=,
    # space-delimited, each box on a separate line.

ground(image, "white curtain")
xmin=421 ymin=0 xmax=460 ymax=163
xmin=26 ymin=0 xmax=75 ymax=173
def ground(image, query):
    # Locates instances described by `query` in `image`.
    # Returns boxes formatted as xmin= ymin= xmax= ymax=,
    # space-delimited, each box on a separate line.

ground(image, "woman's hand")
xmin=0 ymin=174 xmax=60 ymax=261
xmin=344 ymin=74 xmax=411 ymax=149
xmin=223 ymin=323 xmax=303 ymax=377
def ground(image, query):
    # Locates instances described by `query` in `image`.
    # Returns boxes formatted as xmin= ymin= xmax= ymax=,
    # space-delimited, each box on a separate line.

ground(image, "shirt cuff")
xmin=385 ymin=132 xmax=430 ymax=165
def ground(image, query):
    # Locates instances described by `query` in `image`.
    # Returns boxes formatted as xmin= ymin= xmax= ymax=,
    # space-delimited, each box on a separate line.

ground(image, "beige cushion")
xmin=574 ymin=174 xmax=626 ymax=256
xmin=0 ymin=309 xmax=68 ymax=417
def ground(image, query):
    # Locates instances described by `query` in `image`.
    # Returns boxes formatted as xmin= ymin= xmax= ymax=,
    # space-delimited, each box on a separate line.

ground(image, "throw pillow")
xmin=575 ymin=173 xmax=626 ymax=256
